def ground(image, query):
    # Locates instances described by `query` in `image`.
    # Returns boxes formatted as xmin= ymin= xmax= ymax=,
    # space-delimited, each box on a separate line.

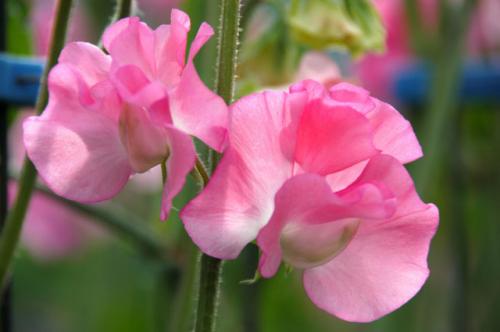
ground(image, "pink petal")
xmin=169 ymin=23 xmax=228 ymax=152
xmin=303 ymin=204 xmax=438 ymax=322
xmin=303 ymin=155 xmax=439 ymax=322
xmin=104 ymin=17 xmax=156 ymax=78
xmin=111 ymin=65 xmax=167 ymax=108
xmin=118 ymin=103 xmax=170 ymax=173
xmin=45 ymin=63 xmax=121 ymax=123
xmin=23 ymin=112 xmax=132 ymax=203
xmin=58 ymin=42 xmax=111 ymax=87
xmin=181 ymin=91 xmax=296 ymax=259
xmin=329 ymin=83 xmax=422 ymax=164
xmin=160 ymin=126 xmax=196 ymax=220
xmin=257 ymin=173 xmax=395 ymax=277
xmin=294 ymin=98 xmax=377 ymax=175
xmin=365 ymin=100 xmax=423 ymax=164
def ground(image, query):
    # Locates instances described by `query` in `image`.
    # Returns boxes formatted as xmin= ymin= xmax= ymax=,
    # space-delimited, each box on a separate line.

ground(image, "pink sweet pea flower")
xmin=182 ymin=80 xmax=438 ymax=322
xmin=23 ymin=10 xmax=228 ymax=220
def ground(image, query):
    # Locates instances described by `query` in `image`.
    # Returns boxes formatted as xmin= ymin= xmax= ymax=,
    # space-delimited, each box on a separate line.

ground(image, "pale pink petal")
xmin=153 ymin=10 xmax=192 ymax=85
xmin=294 ymin=99 xmax=377 ymax=175
xmin=23 ymin=112 xmax=132 ymax=203
xmin=303 ymin=155 xmax=439 ymax=322
xmin=43 ymin=64 xmax=91 ymax=119
xmin=168 ymin=22 xmax=228 ymax=151
xmin=102 ymin=17 xmax=130 ymax=50
xmin=118 ymin=103 xmax=170 ymax=173
xmin=105 ymin=17 xmax=156 ymax=78
xmin=153 ymin=25 xmax=183 ymax=87
xmin=44 ymin=63 xmax=121 ymax=123
xmin=111 ymin=65 xmax=167 ymax=108
xmin=160 ymin=126 xmax=196 ymax=220
xmin=257 ymin=173 xmax=395 ymax=277
xmin=59 ymin=42 xmax=111 ymax=86
xmin=181 ymin=91 xmax=296 ymax=259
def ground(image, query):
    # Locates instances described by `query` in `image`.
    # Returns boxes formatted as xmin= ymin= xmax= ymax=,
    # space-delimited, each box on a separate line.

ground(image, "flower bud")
xmin=288 ymin=0 xmax=385 ymax=56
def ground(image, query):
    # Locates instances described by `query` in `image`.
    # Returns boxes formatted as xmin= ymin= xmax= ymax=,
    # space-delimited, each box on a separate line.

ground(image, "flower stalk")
xmin=194 ymin=1 xmax=241 ymax=332
xmin=0 ymin=0 xmax=74 ymax=288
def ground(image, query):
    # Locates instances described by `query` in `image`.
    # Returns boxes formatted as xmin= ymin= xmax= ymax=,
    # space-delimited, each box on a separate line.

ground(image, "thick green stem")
xmin=0 ymin=0 xmax=73 ymax=288
xmin=195 ymin=255 xmax=224 ymax=332
xmin=193 ymin=1 xmax=241 ymax=332
xmin=210 ymin=0 xmax=241 ymax=170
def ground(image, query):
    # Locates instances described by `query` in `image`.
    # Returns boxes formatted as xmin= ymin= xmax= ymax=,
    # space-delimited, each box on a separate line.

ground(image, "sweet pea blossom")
xmin=23 ymin=10 xmax=227 ymax=220
xmin=182 ymin=80 xmax=438 ymax=322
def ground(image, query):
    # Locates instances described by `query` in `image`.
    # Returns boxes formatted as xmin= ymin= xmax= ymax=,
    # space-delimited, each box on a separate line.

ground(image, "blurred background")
xmin=1 ymin=0 xmax=500 ymax=331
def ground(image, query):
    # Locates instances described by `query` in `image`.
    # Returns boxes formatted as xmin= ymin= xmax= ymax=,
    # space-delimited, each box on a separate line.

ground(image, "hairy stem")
xmin=0 ymin=0 xmax=73 ymax=288
xmin=193 ymin=1 xmax=241 ymax=332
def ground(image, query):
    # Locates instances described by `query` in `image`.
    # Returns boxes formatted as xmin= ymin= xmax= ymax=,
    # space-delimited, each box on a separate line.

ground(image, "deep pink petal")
xmin=23 ymin=112 xmax=132 ymax=203
xmin=59 ymin=42 xmax=111 ymax=86
xmin=303 ymin=155 xmax=438 ymax=322
xmin=160 ymin=126 xmax=196 ymax=220
xmin=257 ymin=173 xmax=394 ymax=277
xmin=181 ymin=91 xmax=296 ymax=259
xmin=294 ymin=98 xmax=377 ymax=175
xmin=168 ymin=23 xmax=227 ymax=151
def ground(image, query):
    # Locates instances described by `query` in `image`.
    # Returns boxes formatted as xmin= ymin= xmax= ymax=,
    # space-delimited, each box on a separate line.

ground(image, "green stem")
xmin=210 ymin=0 xmax=241 ymax=171
xmin=99 ymin=0 xmax=134 ymax=50
xmin=195 ymin=255 xmax=224 ymax=332
xmin=403 ymin=0 xmax=434 ymax=57
xmin=0 ymin=0 xmax=73 ymax=288
xmin=193 ymin=1 xmax=241 ymax=332
xmin=168 ymin=241 xmax=200 ymax=332
xmin=414 ymin=0 xmax=476 ymax=194
xmin=34 ymin=185 xmax=171 ymax=262
xmin=113 ymin=0 xmax=133 ymax=21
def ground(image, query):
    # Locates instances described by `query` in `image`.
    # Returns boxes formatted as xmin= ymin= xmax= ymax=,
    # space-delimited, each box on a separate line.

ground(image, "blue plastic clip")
xmin=0 ymin=53 xmax=44 ymax=106
xmin=394 ymin=59 xmax=500 ymax=105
